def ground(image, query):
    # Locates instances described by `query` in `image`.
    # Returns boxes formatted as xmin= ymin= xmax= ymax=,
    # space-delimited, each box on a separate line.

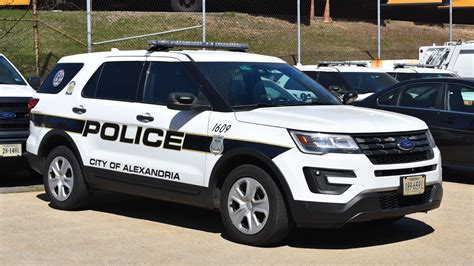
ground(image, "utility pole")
xmin=449 ymin=0 xmax=453 ymax=42
xmin=377 ymin=0 xmax=381 ymax=60
xmin=86 ymin=0 xmax=92 ymax=52
xmin=32 ymin=0 xmax=40 ymax=76
xmin=202 ymin=0 xmax=206 ymax=43
xmin=297 ymin=0 xmax=301 ymax=65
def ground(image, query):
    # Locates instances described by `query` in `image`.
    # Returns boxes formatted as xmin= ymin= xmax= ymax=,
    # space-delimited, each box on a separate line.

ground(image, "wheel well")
xmin=211 ymin=153 xmax=293 ymax=212
xmin=38 ymin=132 xmax=82 ymax=167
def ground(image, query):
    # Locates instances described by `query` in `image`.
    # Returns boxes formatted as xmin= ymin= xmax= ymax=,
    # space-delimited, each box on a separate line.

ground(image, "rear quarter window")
xmin=38 ymin=63 xmax=84 ymax=94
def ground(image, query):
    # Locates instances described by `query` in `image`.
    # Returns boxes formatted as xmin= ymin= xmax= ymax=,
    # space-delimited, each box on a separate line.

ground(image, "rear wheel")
xmin=43 ymin=146 xmax=90 ymax=210
xmin=220 ymin=165 xmax=292 ymax=246
xmin=170 ymin=0 xmax=202 ymax=12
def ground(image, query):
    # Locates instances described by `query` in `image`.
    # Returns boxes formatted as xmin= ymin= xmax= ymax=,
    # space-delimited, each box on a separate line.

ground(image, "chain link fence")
xmin=1 ymin=0 xmax=473 ymax=78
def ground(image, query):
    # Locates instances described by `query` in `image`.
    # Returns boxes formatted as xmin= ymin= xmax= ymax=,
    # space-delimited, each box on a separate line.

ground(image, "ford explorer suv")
xmin=0 ymin=54 xmax=36 ymax=160
xmin=296 ymin=62 xmax=399 ymax=101
xmin=27 ymin=41 xmax=443 ymax=246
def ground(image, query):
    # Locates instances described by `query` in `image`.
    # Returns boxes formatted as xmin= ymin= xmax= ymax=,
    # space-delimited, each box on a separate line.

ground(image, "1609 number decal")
xmin=212 ymin=123 xmax=232 ymax=133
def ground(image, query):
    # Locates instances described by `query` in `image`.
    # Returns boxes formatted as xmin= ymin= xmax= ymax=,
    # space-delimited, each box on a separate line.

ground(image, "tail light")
xmin=28 ymin=98 xmax=39 ymax=117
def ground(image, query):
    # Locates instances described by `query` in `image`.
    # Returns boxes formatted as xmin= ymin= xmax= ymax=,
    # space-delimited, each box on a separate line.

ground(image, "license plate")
xmin=401 ymin=175 xmax=425 ymax=196
xmin=0 ymin=144 xmax=22 ymax=157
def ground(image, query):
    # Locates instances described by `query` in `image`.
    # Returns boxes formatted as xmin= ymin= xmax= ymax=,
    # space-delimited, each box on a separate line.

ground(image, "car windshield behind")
xmin=339 ymin=72 xmax=397 ymax=94
xmin=195 ymin=62 xmax=341 ymax=110
xmin=418 ymin=73 xmax=456 ymax=78
xmin=0 ymin=56 xmax=26 ymax=86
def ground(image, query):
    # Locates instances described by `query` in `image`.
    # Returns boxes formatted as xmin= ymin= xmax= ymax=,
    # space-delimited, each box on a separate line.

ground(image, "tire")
xmin=43 ymin=146 xmax=90 ymax=210
xmin=220 ymin=164 xmax=292 ymax=246
xmin=170 ymin=0 xmax=202 ymax=12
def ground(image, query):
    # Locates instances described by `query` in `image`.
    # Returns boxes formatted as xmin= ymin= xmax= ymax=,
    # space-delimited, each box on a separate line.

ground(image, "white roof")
xmin=387 ymin=67 xmax=455 ymax=74
xmin=58 ymin=49 xmax=285 ymax=64
xmin=296 ymin=64 xmax=387 ymax=73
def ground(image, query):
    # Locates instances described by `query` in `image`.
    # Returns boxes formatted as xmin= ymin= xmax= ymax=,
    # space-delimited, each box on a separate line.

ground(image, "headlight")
xmin=426 ymin=130 xmax=437 ymax=148
xmin=289 ymin=131 xmax=361 ymax=155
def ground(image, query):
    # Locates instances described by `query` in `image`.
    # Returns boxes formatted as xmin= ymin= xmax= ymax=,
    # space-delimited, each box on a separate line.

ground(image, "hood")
xmin=234 ymin=105 xmax=427 ymax=134
xmin=0 ymin=84 xmax=35 ymax=98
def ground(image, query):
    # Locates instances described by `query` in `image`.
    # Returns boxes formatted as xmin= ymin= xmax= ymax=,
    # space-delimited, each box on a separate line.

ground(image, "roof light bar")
xmin=317 ymin=61 xmax=368 ymax=67
xmin=394 ymin=63 xmax=437 ymax=69
xmin=147 ymin=40 xmax=249 ymax=52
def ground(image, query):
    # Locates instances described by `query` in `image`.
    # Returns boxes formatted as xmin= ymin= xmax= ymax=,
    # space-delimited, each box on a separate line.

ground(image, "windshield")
xmin=195 ymin=62 xmax=341 ymax=110
xmin=339 ymin=72 xmax=397 ymax=94
xmin=0 ymin=56 xmax=26 ymax=85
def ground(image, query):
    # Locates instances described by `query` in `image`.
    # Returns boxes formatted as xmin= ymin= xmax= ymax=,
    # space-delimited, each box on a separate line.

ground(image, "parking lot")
xmin=1 ymin=160 xmax=472 ymax=264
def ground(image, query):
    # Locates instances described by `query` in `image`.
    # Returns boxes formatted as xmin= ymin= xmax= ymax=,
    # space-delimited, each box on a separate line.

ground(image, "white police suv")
xmin=27 ymin=41 xmax=442 ymax=246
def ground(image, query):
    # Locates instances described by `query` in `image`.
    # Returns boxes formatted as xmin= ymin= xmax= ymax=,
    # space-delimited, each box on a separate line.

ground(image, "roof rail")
xmin=147 ymin=40 xmax=249 ymax=52
xmin=394 ymin=63 xmax=437 ymax=69
xmin=317 ymin=61 xmax=368 ymax=67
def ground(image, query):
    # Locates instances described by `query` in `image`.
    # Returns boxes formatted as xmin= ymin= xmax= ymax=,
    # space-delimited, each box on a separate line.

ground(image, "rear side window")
xmin=38 ymin=63 xmax=83 ymax=94
xmin=447 ymin=83 xmax=474 ymax=113
xmin=83 ymin=61 xmax=145 ymax=102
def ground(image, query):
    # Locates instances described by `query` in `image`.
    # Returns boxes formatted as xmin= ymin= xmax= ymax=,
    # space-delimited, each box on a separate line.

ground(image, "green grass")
xmin=1 ymin=10 xmax=473 ymax=77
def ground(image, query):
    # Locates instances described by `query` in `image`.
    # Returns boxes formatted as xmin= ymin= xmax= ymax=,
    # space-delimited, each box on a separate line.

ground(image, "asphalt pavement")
xmin=0 ymin=160 xmax=473 ymax=264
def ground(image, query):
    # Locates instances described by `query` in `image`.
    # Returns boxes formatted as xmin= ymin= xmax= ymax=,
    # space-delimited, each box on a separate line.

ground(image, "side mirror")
xmin=167 ymin=92 xmax=209 ymax=111
xmin=342 ymin=91 xmax=358 ymax=104
xmin=28 ymin=76 xmax=42 ymax=90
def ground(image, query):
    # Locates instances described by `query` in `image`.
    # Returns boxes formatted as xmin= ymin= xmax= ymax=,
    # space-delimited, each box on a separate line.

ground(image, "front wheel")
xmin=43 ymin=146 xmax=90 ymax=210
xmin=220 ymin=165 xmax=292 ymax=246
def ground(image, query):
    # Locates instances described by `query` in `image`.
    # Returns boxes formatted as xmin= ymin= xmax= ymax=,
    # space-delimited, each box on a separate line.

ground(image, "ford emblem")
xmin=397 ymin=139 xmax=415 ymax=151
xmin=0 ymin=112 xmax=16 ymax=120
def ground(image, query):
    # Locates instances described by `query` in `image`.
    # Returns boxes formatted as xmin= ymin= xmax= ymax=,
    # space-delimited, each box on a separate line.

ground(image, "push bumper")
xmin=290 ymin=183 xmax=443 ymax=228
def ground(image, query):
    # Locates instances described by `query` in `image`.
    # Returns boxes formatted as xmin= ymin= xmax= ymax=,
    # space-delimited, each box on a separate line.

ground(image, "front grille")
xmin=0 ymin=97 xmax=30 ymax=134
xmin=353 ymin=131 xmax=434 ymax=165
xmin=379 ymin=186 xmax=433 ymax=210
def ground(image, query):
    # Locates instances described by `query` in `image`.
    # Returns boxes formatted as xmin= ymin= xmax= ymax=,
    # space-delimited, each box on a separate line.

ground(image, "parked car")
xmin=0 ymin=54 xmax=39 ymax=161
xmin=27 ymin=41 xmax=442 ymax=246
xmin=386 ymin=63 xmax=458 ymax=81
xmin=297 ymin=62 xmax=399 ymax=101
xmin=354 ymin=77 xmax=474 ymax=171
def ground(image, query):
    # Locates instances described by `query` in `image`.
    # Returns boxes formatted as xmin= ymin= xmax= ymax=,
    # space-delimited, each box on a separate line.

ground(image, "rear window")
xmin=38 ymin=63 xmax=83 ymax=94
xmin=82 ymin=61 xmax=145 ymax=102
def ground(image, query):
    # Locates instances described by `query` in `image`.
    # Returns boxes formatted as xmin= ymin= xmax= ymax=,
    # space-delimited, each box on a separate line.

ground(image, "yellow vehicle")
xmin=0 ymin=0 xmax=30 ymax=5
xmin=385 ymin=0 xmax=474 ymax=8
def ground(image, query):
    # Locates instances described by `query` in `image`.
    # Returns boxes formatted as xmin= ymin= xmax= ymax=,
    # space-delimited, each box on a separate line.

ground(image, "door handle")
xmin=136 ymin=113 xmax=154 ymax=123
xmin=72 ymin=105 xmax=87 ymax=115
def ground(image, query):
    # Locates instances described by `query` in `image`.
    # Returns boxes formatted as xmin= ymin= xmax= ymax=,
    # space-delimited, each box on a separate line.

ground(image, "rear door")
xmin=437 ymin=83 xmax=474 ymax=164
xmin=73 ymin=57 xmax=147 ymax=182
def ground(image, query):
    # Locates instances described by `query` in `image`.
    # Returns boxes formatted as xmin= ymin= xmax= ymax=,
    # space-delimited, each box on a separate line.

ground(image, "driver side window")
xmin=399 ymin=83 xmax=442 ymax=109
xmin=142 ymin=62 xmax=209 ymax=106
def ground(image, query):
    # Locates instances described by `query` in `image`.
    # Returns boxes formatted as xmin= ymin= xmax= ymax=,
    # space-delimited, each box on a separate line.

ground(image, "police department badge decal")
xmin=210 ymin=135 xmax=224 ymax=155
xmin=52 ymin=69 xmax=65 ymax=87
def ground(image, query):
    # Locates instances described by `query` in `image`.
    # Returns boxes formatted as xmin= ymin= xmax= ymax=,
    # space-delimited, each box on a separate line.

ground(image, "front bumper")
xmin=290 ymin=183 xmax=443 ymax=228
